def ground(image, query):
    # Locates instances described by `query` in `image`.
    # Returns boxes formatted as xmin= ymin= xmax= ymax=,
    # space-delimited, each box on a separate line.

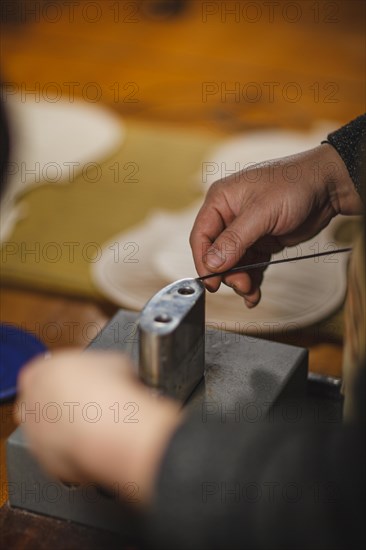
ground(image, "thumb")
xmin=203 ymin=216 xmax=265 ymax=272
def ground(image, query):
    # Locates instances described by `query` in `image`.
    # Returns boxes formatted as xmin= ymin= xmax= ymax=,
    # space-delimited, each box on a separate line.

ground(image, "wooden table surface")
xmin=0 ymin=0 xmax=364 ymax=547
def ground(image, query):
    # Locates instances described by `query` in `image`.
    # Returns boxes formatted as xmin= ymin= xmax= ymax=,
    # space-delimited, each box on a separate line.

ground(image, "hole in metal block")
xmin=154 ymin=314 xmax=172 ymax=323
xmin=178 ymin=286 xmax=195 ymax=295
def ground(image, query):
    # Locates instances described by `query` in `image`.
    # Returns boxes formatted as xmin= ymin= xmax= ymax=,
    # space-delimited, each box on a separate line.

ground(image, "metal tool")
xmin=139 ymin=278 xmax=205 ymax=401
xmin=198 ymin=247 xmax=352 ymax=281
xmin=7 ymin=272 xmax=309 ymax=534
xmin=7 ymin=306 xmax=308 ymax=533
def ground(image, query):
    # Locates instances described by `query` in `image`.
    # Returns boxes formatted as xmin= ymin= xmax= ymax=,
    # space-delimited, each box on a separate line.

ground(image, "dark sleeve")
xmin=143 ymin=380 xmax=366 ymax=550
xmin=323 ymin=114 xmax=366 ymax=195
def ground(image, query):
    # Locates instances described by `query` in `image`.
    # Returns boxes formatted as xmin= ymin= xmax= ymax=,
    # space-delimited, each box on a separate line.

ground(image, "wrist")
xmin=319 ymin=143 xmax=364 ymax=215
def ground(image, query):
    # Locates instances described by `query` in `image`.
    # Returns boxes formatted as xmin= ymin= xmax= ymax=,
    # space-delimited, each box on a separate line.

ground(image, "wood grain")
xmin=1 ymin=1 xmax=365 ymax=131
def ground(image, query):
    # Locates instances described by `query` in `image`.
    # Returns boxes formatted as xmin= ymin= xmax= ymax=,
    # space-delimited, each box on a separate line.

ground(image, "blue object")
xmin=0 ymin=324 xmax=47 ymax=401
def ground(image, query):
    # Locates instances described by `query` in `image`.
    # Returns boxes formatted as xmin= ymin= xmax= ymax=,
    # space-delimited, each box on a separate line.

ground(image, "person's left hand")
xmin=15 ymin=350 xmax=181 ymax=505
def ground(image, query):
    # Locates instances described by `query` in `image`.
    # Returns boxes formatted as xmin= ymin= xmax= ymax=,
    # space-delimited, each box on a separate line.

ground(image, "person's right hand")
xmin=190 ymin=143 xmax=363 ymax=307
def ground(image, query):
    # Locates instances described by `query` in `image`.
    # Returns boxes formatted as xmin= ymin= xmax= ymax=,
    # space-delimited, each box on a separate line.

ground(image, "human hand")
xmin=190 ymin=143 xmax=363 ymax=307
xmin=15 ymin=350 xmax=181 ymax=505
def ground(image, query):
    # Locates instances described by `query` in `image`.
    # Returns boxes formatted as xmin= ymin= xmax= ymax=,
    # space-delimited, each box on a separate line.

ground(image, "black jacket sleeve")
xmin=143 ymin=369 xmax=365 ymax=550
xmin=324 ymin=114 xmax=366 ymax=195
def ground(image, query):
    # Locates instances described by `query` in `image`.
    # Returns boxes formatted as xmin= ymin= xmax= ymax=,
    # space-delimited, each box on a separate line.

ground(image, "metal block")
xmin=139 ymin=278 xmax=205 ymax=401
xmin=6 ymin=428 xmax=133 ymax=535
xmin=7 ymin=309 xmax=308 ymax=533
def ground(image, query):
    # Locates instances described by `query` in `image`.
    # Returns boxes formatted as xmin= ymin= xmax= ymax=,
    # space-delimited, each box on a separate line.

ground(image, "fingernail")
xmin=244 ymin=297 xmax=256 ymax=308
xmin=205 ymin=247 xmax=225 ymax=269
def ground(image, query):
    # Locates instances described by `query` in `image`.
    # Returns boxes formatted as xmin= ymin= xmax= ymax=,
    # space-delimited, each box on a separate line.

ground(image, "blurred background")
xmin=1 ymin=0 xmax=365 ymax=129
xmin=0 ymin=0 xmax=365 ymax=512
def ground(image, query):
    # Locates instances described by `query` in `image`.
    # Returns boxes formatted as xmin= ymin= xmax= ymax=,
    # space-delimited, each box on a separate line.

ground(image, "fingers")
xmin=190 ymin=201 xmax=227 ymax=292
xmin=15 ymin=350 xmax=142 ymax=486
xmin=28 ymin=444 xmax=86 ymax=485
xmin=244 ymin=288 xmax=261 ymax=309
xmin=223 ymin=250 xmax=267 ymax=307
xmin=223 ymin=269 xmax=264 ymax=308
xmin=16 ymin=352 xmax=48 ymax=395
xmin=213 ymin=234 xmax=272 ymax=306
xmin=190 ymin=197 xmax=253 ymax=292
xmin=206 ymin=212 xmax=267 ymax=273
xmin=190 ymin=196 xmax=269 ymax=295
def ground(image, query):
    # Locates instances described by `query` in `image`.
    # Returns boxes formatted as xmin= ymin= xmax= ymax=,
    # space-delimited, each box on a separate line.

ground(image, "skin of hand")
xmin=190 ymin=143 xmax=364 ymax=307
xmin=15 ymin=350 xmax=182 ymax=506
xmin=13 ymin=144 xmax=363 ymax=511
